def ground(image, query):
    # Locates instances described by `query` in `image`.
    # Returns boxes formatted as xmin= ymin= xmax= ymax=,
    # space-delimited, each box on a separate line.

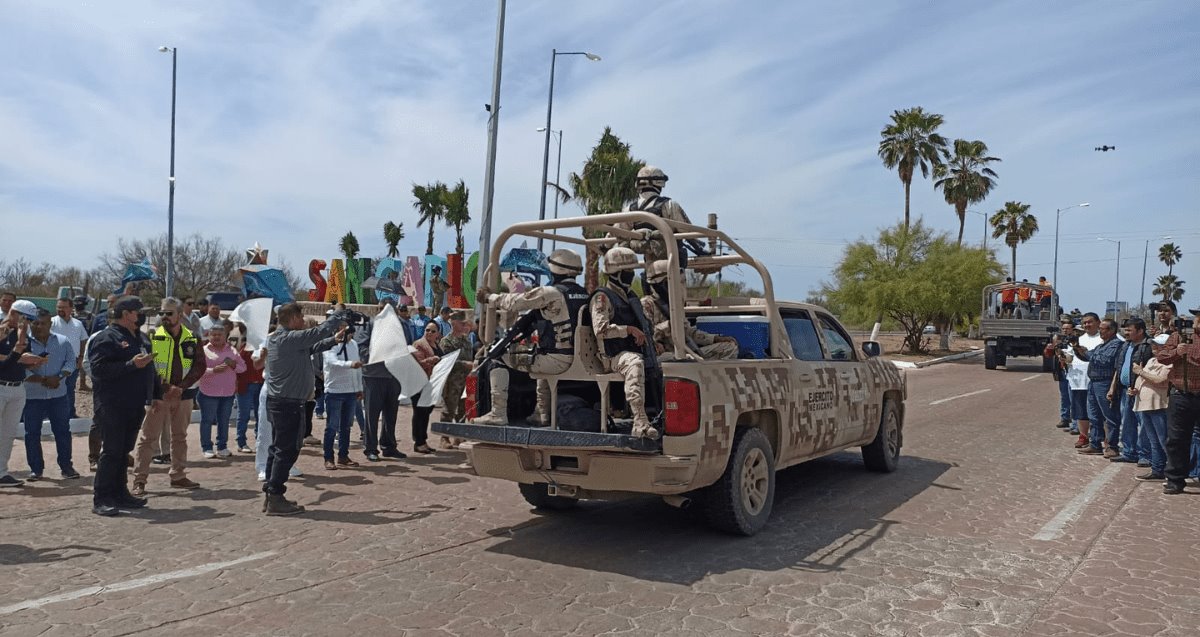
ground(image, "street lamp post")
xmin=477 ymin=0 xmax=507 ymax=320
xmin=967 ymin=209 xmax=987 ymax=249
xmin=1098 ymin=237 xmax=1121 ymax=311
xmin=537 ymin=127 xmax=563 ymax=251
xmin=1140 ymin=235 xmax=1171 ymax=313
xmin=538 ymin=49 xmax=599 ymax=253
xmin=1052 ymin=202 xmax=1090 ymax=319
xmin=158 ymin=46 xmax=177 ymax=298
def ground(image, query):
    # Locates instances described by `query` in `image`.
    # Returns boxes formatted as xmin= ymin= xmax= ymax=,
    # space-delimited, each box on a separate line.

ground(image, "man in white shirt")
xmin=321 ymin=327 xmax=363 ymax=470
xmin=198 ymin=300 xmax=223 ymax=340
xmin=1064 ymin=313 xmax=1103 ymax=450
xmin=51 ymin=298 xmax=88 ymax=419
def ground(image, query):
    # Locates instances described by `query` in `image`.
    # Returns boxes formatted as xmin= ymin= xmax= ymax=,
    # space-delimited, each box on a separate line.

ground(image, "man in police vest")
xmin=130 ymin=297 xmax=205 ymax=497
xmin=642 ymin=260 xmax=739 ymax=361
xmin=588 ymin=247 xmax=658 ymax=440
xmin=474 ymin=249 xmax=589 ymax=426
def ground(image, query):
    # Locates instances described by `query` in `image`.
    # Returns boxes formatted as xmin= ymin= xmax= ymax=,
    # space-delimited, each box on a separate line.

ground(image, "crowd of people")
xmin=990 ymin=276 xmax=1057 ymax=319
xmin=1045 ymin=300 xmax=1200 ymax=494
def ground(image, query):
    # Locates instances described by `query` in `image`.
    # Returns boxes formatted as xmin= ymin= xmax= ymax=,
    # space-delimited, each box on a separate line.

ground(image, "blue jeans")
xmin=1190 ymin=429 xmax=1200 ymax=479
xmin=1057 ymin=375 xmax=1072 ymax=422
xmin=22 ymin=395 xmax=73 ymax=475
xmin=236 ymin=382 xmax=262 ymax=448
xmin=1086 ymin=382 xmax=1119 ymax=450
xmin=1117 ymin=386 xmax=1139 ymax=461
xmin=355 ymin=398 xmax=366 ymax=433
xmin=323 ymin=392 xmax=356 ymax=460
xmin=198 ymin=392 xmax=235 ymax=452
xmin=314 ymin=391 xmax=326 ymax=417
xmin=65 ymin=369 xmax=79 ymax=419
xmin=1138 ymin=409 xmax=1169 ymax=474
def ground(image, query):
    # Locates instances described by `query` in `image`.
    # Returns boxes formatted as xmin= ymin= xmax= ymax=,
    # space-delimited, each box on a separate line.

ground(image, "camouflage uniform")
xmin=439 ymin=332 xmax=476 ymax=422
xmin=640 ymin=296 xmax=739 ymax=361
xmin=590 ymin=289 xmax=651 ymax=434
xmin=617 ymin=194 xmax=696 ymax=261
xmin=430 ymin=275 xmax=449 ymax=313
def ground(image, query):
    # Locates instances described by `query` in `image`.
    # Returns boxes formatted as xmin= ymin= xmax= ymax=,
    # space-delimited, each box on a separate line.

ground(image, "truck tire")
xmin=996 ymin=353 xmax=1007 ymax=367
xmin=702 ymin=427 xmax=775 ymax=536
xmin=984 ymin=345 xmax=998 ymax=370
xmin=518 ymin=483 xmax=578 ymax=510
xmin=862 ymin=398 xmax=902 ymax=473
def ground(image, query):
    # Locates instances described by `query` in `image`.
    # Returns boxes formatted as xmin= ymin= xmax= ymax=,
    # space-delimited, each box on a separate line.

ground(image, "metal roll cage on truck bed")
xmin=432 ymin=212 xmax=907 ymax=535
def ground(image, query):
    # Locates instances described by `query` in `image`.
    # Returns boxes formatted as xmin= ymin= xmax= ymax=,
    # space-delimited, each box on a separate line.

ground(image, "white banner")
xmin=227 ymin=298 xmax=273 ymax=349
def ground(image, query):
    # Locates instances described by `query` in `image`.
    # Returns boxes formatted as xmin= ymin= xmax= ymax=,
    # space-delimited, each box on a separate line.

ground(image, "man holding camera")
xmin=1045 ymin=319 xmax=1078 ymax=430
xmin=1156 ymin=306 xmax=1200 ymax=495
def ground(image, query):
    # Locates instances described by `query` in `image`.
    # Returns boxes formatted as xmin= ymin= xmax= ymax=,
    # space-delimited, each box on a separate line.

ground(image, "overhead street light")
xmin=1052 ymin=202 xmax=1090 ymax=318
xmin=967 ymin=209 xmax=987 ymax=249
xmin=537 ymin=49 xmax=600 ymax=252
xmin=1098 ymin=237 xmax=1122 ymax=309
xmin=537 ymin=127 xmax=564 ymax=251
xmin=1140 ymin=235 xmax=1172 ymax=312
xmin=159 ymin=45 xmax=178 ymax=298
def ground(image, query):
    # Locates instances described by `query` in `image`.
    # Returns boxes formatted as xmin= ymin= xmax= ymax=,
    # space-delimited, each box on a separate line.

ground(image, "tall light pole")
xmin=538 ymin=49 xmax=599 ymax=253
xmin=1140 ymin=235 xmax=1171 ymax=313
xmin=1098 ymin=237 xmax=1121 ymax=310
xmin=1052 ymin=202 xmax=1090 ymax=319
xmin=477 ymin=0 xmax=506 ymax=320
xmin=537 ymin=127 xmax=563 ymax=251
xmin=967 ymin=209 xmax=987 ymax=249
xmin=158 ymin=46 xmax=177 ymax=298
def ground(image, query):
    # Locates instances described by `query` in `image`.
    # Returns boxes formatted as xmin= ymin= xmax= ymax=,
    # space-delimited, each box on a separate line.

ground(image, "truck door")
xmin=814 ymin=312 xmax=867 ymax=445
xmin=781 ymin=309 xmax=838 ymax=460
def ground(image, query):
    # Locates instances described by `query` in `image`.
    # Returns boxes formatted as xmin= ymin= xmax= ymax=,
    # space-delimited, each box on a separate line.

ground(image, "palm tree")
xmin=877 ymin=107 xmax=949 ymax=231
xmin=989 ymin=201 xmax=1037 ymax=279
xmin=567 ymin=126 xmax=644 ymax=289
xmin=934 ymin=139 xmax=1001 ymax=246
xmin=382 ymin=221 xmax=405 ymax=258
xmin=441 ymin=179 xmax=471 ymax=256
xmin=339 ymin=231 xmax=360 ymax=261
xmin=1153 ymin=274 xmax=1185 ymax=302
xmin=1159 ymin=242 xmax=1183 ymax=276
xmin=413 ymin=182 xmax=447 ymax=256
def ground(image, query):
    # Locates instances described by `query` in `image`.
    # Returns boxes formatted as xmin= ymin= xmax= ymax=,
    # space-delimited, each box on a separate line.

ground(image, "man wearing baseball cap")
xmin=1157 ymin=305 xmax=1200 ymax=495
xmin=0 ymin=300 xmax=44 ymax=487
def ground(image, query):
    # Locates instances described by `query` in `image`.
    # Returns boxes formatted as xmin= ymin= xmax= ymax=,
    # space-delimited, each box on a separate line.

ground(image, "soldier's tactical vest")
xmin=629 ymin=195 xmax=687 ymax=267
xmin=535 ymin=282 xmax=590 ymax=355
xmin=151 ymin=325 xmax=197 ymax=383
xmin=585 ymin=287 xmax=642 ymax=358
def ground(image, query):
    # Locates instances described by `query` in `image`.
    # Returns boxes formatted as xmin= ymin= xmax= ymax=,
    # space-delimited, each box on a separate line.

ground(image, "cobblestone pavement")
xmin=2 ymin=359 xmax=1198 ymax=636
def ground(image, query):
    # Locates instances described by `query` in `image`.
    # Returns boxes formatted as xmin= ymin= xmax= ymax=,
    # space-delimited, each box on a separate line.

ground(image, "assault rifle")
xmin=480 ymin=311 xmax=539 ymax=367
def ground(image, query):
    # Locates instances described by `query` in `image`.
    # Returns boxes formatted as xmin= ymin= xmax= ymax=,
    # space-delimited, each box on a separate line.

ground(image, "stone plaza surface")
xmin=2 ymin=359 xmax=1199 ymax=636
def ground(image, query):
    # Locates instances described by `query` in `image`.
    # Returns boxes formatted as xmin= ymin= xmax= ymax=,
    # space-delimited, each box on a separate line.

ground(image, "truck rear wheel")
xmin=984 ymin=344 xmax=998 ymax=369
xmin=518 ymin=483 xmax=579 ymax=510
xmin=703 ymin=427 xmax=775 ymax=536
xmin=862 ymin=399 xmax=901 ymax=472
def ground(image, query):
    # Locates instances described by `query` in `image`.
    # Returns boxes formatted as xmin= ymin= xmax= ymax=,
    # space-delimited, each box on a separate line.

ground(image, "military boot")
xmin=631 ymin=421 xmax=660 ymax=440
xmin=264 ymin=493 xmax=305 ymax=516
xmin=473 ymin=370 xmax=510 ymax=425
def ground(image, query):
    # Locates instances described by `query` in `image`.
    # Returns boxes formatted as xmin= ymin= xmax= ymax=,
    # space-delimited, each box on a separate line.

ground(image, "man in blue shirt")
xmin=22 ymin=309 xmax=80 ymax=480
xmin=1074 ymin=318 xmax=1124 ymax=455
xmin=1108 ymin=318 xmax=1153 ymax=464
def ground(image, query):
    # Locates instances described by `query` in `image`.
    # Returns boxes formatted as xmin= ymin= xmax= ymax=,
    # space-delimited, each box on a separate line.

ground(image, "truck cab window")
xmin=818 ymin=315 xmax=854 ymax=361
xmin=783 ymin=313 xmax=824 ymax=361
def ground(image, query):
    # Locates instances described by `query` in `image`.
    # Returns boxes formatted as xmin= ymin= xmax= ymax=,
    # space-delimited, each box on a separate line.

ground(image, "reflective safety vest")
xmin=151 ymin=325 xmax=197 ymax=383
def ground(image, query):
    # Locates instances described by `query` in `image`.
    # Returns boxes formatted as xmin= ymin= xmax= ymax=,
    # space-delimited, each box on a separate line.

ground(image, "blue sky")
xmin=1 ymin=1 xmax=1197 ymax=313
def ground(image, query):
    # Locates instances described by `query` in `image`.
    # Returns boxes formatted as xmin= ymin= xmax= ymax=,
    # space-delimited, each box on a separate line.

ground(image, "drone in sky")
xmin=1095 ymin=145 xmax=1116 ymax=152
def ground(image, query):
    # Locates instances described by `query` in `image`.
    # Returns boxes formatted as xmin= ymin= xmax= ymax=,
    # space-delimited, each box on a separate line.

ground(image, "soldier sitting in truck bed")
xmin=641 ymin=260 xmax=738 ymax=361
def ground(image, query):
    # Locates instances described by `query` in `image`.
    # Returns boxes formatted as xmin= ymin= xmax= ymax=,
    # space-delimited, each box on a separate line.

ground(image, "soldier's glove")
xmin=476 ymin=286 xmax=492 ymax=305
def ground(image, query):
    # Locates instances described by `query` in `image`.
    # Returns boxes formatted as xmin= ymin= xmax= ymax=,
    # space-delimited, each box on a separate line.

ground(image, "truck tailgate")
xmin=431 ymin=422 xmax=660 ymax=453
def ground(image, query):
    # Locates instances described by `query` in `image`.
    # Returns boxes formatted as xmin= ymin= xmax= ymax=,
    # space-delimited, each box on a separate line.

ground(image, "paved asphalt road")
xmin=2 ymin=358 xmax=1198 ymax=636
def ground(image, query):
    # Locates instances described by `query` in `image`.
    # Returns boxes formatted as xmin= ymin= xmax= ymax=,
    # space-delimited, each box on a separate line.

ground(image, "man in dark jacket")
xmin=88 ymin=296 xmax=160 ymax=516
xmin=1074 ymin=318 xmax=1123 ymax=456
xmin=357 ymin=301 xmax=412 ymax=462
xmin=1109 ymin=318 xmax=1154 ymax=464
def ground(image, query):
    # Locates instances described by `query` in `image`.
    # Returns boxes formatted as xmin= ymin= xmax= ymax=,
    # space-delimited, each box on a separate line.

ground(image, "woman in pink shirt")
xmin=197 ymin=323 xmax=246 ymax=458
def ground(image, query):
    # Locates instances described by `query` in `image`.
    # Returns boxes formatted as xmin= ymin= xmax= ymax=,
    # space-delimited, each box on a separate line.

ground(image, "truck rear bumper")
xmin=431 ymin=421 xmax=660 ymax=452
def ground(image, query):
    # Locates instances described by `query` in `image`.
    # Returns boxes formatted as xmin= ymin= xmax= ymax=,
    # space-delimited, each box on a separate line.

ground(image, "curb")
xmin=914 ymin=348 xmax=983 ymax=368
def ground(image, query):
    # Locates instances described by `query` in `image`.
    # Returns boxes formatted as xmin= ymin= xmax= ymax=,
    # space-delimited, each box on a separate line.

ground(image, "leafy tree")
xmin=1153 ymin=274 xmax=1185 ymax=302
xmin=826 ymin=220 xmax=1004 ymax=353
xmin=877 ymin=107 xmax=949 ymax=231
xmin=988 ymin=201 xmax=1038 ymax=279
xmin=383 ymin=221 xmax=405 ymax=258
xmin=1159 ymin=242 xmax=1182 ymax=276
xmin=934 ymin=139 xmax=1001 ymax=246
xmin=339 ymin=231 xmax=360 ymax=261
xmin=413 ymin=181 xmax=448 ymax=256
xmin=568 ymin=126 xmax=645 ymax=289
xmin=441 ymin=179 xmax=471 ymax=256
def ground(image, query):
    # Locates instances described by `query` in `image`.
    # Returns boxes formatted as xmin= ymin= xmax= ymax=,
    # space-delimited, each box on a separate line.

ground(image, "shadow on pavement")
xmin=0 ymin=543 xmax=112 ymax=565
xmin=484 ymin=452 xmax=950 ymax=585
xmin=300 ymin=503 xmax=451 ymax=526
xmin=135 ymin=505 xmax=236 ymax=524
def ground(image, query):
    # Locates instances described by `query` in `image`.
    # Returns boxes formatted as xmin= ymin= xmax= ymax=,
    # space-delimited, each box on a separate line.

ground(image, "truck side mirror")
xmin=861 ymin=341 xmax=881 ymax=358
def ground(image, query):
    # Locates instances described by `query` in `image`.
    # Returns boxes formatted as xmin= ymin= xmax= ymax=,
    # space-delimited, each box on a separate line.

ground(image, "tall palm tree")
xmin=1153 ymin=274 xmax=1185 ymax=302
xmin=339 ymin=231 xmax=360 ymax=261
xmin=989 ymin=201 xmax=1037 ymax=279
xmin=441 ymin=179 xmax=471 ymax=256
xmin=382 ymin=221 xmax=405 ymax=258
xmin=935 ymin=139 xmax=1001 ymax=246
xmin=413 ymin=182 xmax=447 ymax=256
xmin=1158 ymin=242 xmax=1183 ymax=276
xmin=877 ymin=107 xmax=949 ymax=231
xmin=567 ymin=126 xmax=644 ymax=289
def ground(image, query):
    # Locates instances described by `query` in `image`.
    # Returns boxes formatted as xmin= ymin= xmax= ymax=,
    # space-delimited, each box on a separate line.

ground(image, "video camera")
xmin=329 ymin=307 xmax=369 ymax=335
xmin=1047 ymin=325 xmax=1079 ymax=347
xmin=1175 ymin=316 xmax=1195 ymax=343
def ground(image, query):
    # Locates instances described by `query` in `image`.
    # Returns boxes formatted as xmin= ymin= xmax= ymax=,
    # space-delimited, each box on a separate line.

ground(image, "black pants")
xmin=363 ymin=375 xmax=401 ymax=454
xmin=92 ymin=403 xmax=144 ymax=505
xmin=410 ymin=391 xmax=433 ymax=447
xmin=1164 ymin=388 xmax=1200 ymax=487
xmin=265 ymin=397 xmax=305 ymax=496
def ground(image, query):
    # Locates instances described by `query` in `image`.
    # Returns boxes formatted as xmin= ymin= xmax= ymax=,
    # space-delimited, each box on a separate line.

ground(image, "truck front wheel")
xmin=984 ymin=344 xmax=998 ymax=369
xmin=703 ymin=427 xmax=775 ymax=536
xmin=518 ymin=483 xmax=579 ymax=510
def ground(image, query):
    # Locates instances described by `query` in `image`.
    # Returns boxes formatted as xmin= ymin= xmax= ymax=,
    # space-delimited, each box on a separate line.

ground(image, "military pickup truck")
xmin=432 ymin=212 xmax=907 ymax=535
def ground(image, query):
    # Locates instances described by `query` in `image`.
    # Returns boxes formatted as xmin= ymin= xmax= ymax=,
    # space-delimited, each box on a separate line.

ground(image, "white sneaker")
xmin=257 ymin=471 xmax=267 ymax=482
xmin=216 ymin=449 xmax=232 ymax=458
xmin=289 ymin=466 xmax=303 ymax=478
xmin=203 ymin=450 xmax=216 ymax=459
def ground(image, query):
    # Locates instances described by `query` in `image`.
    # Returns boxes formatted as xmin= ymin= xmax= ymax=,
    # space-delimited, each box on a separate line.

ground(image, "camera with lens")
xmin=1174 ymin=316 xmax=1195 ymax=343
xmin=329 ymin=307 xmax=368 ymax=335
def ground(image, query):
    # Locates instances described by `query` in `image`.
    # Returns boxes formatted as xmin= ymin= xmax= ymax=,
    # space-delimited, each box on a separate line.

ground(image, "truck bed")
xmin=980 ymin=318 xmax=1054 ymax=339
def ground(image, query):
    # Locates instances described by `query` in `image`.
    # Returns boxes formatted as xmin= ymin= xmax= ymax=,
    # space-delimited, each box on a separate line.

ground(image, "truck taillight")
xmin=664 ymin=379 xmax=700 ymax=436
xmin=465 ymin=373 xmax=478 ymax=420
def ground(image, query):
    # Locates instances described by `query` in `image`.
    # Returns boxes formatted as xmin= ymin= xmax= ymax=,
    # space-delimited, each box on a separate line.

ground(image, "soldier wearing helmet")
xmin=585 ymin=247 xmax=658 ymax=439
xmin=473 ymin=249 xmax=590 ymax=426
xmin=642 ymin=261 xmax=739 ymax=361
xmin=618 ymin=165 xmax=705 ymax=263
